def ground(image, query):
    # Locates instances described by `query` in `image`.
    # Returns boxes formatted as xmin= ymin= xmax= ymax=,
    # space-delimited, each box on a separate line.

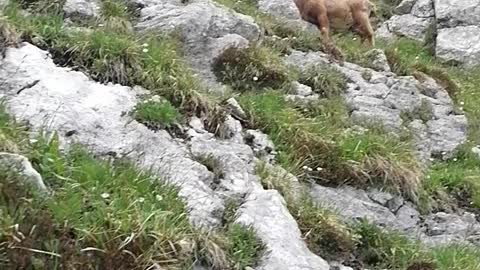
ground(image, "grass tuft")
xmin=241 ymin=92 xmax=422 ymax=200
xmin=296 ymin=65 xmax=348 ymax=98
xmin=226 ymin=224 xmax=265 ymax=270
xmin=212 ymin=45 xmax=291 ymax=92
xmin=133 ymin=99 xmax=181 ymax=130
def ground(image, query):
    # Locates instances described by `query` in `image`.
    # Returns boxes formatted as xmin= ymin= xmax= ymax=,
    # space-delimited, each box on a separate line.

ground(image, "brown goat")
xmin=293 ymin=0 xmax=376 ymax=62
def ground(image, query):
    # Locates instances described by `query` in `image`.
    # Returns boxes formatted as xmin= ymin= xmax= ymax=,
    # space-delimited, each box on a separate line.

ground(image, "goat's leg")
xmin=352 ymin=9 xmax=375 ymax=47
xmin=316 ymin=12 xmax=345 ymax=65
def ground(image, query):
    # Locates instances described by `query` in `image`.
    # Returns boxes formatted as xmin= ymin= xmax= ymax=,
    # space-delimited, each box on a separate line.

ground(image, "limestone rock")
xmin=309 ymin=183 xmax=480 ymax=247
xmin=135 ymin=1 xmax=258 ymax=92
xmin=284 ymin=50 xmax=468 ymax=161
xmin=245 ymin=129 xmax=275 ymax=161
xmin=135 ymin=0 xmax=260 ymax=44
xmin=394 ymin=0 xmax=416 ymax=14
xmin=236 ymin=190 xmax=330 ymax=270
xmin=365 ymin=49 xmax=391 ymax=72
xmin=0 ymin=43 xmax=224 ymax=228
xmin=63 ymin=0 xmax=100 ymax=20
xmin=436 ymin=26 xmax=480 ymax=67
xmin=434 ymin=0 xmax=480 ymax=28
xmin=0 ymin=152 xmax=48 ymax=194
xmin=225 ymin=97 xmax=247 ymax=119
xmin=378 ymin=0 xmax=480 ymax=66
xmin=382 ymin=14 xmax=434 ymax=41
xmin=411 ymin=0 xmax=435 ymax=18
xmin=291 ymin=81 xmax=313 ymax=96
xmin=421 ymin=212 xmax=480 ymax=247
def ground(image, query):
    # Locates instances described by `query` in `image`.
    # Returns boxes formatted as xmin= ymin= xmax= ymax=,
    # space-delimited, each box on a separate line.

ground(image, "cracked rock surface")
xmin=284 ymin=50 xmax=468 ymax=161
xmin=309 ymin=183 xmax=480 ymax=247
xmin=134 ymin=0 xmax=260 ymax=92
xmin=0 ymin=42 xmax=333 ymax=270
xmin=377 ymin=0 xmax=480 ymax=67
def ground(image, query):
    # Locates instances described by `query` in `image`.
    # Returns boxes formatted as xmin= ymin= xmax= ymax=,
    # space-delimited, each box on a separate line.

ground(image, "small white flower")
xmin=142 ymin=43 xmax=149 ymax=47
xmin=415 ymin=56 xmax=420 ymax=60
xmin=142 ymin=48 xmax=149 ymax=53
xmin=352 ymin=37 xmax=357 ymax=41
xmin=98 ymin=24 xmax=104 ymax=27
xmin=316 ymin=167 xmax=323 ymax=171
xmin=302 ymin=166 xmax=308 ymax=170
xmin=453 ymin=158 xmax=458 ymax=162
xmin=253 ymin=76 xmax=259 ymax=81
xmin=460 ymin=101 xmax=465 ymax=105
xmin=156 ymin=195 xmax=163 ymax=201
xmin=460 ymin=107 xmax=464 ymax=111
xmin=441 ymin=151 xmax=447 ymax=156
xmin=307 ymin=167 xmax=313 ymax=172
xmin=429 ymin=158 xmax=434 ymax=162
xmin=138 ymin=197 xmax=145 ymax=203
xmin=101 ymin=193 xmax=110 ymax=199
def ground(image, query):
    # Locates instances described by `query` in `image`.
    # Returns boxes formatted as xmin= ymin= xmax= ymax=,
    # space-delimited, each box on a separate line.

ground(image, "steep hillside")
xmin=0 ymin=0 xmax=479 ymax=269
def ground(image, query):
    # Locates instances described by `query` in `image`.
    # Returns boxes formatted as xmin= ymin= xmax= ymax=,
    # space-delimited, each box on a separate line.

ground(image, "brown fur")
xmin=293 ymin=0 xmax=376 ymax=62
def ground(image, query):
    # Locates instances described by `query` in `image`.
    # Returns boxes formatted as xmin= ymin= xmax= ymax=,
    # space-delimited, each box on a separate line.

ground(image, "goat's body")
xmin=293 ymin=0 xmax=375 ymax=62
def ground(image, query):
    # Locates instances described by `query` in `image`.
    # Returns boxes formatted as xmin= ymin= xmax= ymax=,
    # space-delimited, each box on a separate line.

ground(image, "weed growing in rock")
xmin=226 ymin=224 xmax=265 ymax=270
xmin=133 ymin=99 xmax=181 ymax=130
xmin=17 ymin=0 xmax=65 ymax=15
xmin=354 ymin=220 xmax=430 ymax=269
xmin=212 ymin=45 xmax=291 ymax=92
xmin=99 ymin=0 xmax=134 ymax=34
xmin=424 ymin=147 xmax=480 ymax=208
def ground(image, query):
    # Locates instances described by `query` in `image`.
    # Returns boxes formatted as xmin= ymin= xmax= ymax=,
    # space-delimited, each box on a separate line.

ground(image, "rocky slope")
xmin=377 ymin=0 xmax=480 ymax=67
xmin=1 ymin=0 xmax=480 ymax=269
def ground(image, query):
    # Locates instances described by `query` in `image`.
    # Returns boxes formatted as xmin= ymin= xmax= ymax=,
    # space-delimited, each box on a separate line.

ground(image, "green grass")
xmin=225 ymin=224 xmax=264 ymax=270
xmin=425 ymin=147 xmax=480 ymax=207
xmin=1 ymin=138 xmax=209 ymax=269
xmin=241 ymin=91 xmax=421 ymax=201
xmin=296 ymin=64 xmax=348 ymax=98
xmin=354 ymin=220 xmax=430 ymax=269
xmin=133 ymin=99 xmax=181 ymax=130
xmin=212 ymin=45 xmax=291 ymax=92
xmin=0 ymin=103 xmax=28 ymax=153
xmin=0 ymin=104 xmax=263 ymax=270
xmin=2 ymin=1 xmax=226 ymax=132
xmin=99 ymin=0 xmax=135 ymax=34
xmin=431 ymin=245 xmax=480 ymax=270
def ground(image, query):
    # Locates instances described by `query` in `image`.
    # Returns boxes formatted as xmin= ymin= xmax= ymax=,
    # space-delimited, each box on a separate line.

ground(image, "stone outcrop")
xmin=310 ymin=184 xmax=480 ymax=247
xmin=377 ymin=0 xmax=480 ymax=67
xmin=63 ymin=0 xmax=101 ymax=20
xmin=0 ymin=42 xmax=333 ymax=270
xmin=0 ymin=152 xmax=49 ymax=194
xmin=134 ymin=0 xmax=260 ymax=92
xmin=284 ymin=50 xmax=468 ymax=161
